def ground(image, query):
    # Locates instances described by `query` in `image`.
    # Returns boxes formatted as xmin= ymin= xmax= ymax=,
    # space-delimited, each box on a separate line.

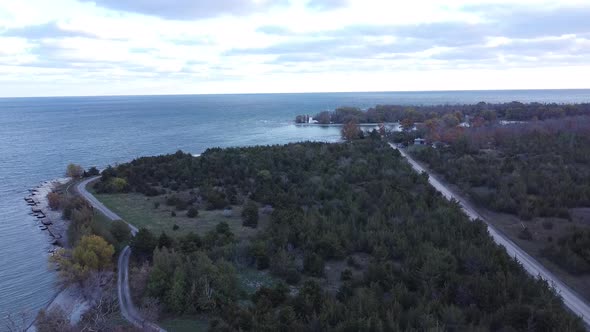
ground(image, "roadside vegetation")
xmin=35 ymin=165 xmax=135 ymax=332
xmin=391 ymin=110 xmax=590 ymax=300
xmin=92 ymin=139 xmax=584 ymax=331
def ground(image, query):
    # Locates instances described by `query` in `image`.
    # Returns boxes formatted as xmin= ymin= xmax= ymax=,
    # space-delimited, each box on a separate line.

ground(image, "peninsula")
xmin=32 ymin=102 xmax=590 ymax=331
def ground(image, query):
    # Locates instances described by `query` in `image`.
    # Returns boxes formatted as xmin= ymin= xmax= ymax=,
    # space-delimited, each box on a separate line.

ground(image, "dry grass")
xmin=481 ymin=208 xmax=590 ymax=301
xmin=405 ymin=153 xmax=590 ymax=303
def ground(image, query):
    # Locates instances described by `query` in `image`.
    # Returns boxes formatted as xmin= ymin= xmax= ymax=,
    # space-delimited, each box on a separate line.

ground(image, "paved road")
xmin=76 ymin=176 xmax=163 ymax=331
xmin=390 ymin=143 xmax=590 ymax=327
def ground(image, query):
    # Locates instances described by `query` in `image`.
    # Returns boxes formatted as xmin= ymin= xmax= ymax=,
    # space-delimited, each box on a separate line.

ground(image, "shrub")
xmin=110 ymin=220 xmax=131 ymax=245
xmin=518 ymin=227 xmax=533 ymax=240
xmin=285 ymin=268 xmax=301 ymax=285
xmin=175 ymin=200 xmax=189 ymax=211
xmin=187 ymin=207 xmax=199 ymax=218
xmin=110 ymin=177 xmax=130 ymax=193
xmin=35 ymin=306 xmax=72 ymax=332
xmin=84 ymin=166 xmax=100 ymax=177
xmin=517 ymin=207 xmax=533 ymax=221
xmin=66 ymin=163 xmax=84 ymax=178
xmin=341 ymin=269 xmax=353 ymax=281
xmin=144 ymin=186 xmax=160 ymax=197
xmin=158 ymin=232 xmax=173 ymax=249
xmin=166 ymin=196 xmax=178 ymax=206
xmin=557 ymin=208 xmax=571 ymax=220
xmin=303 ymin=253 xmax=324 ymax=277
xmin=206 ymin=190 xmax=227 ymax=210
xmin=347 ymin=256 xmax=361 ymax=269
xmin=242 ymin=200 xmax=259 ymax=228
xmin=47 ymin=192 xmax=61 ymax=210
xmin=130 ymin=228 xmax=157 ymax=256
xmin=173 ymin=224 xmax=179 ymax=231
xmin=257 ymin=255 xmax=270 ymax=270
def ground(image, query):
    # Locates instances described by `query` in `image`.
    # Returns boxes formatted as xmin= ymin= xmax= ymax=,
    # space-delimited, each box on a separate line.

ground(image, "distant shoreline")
xmin=295 ymin=101 xmax=590 ymax=127
xmin=294 ymin=122 xmax=398 ymax=127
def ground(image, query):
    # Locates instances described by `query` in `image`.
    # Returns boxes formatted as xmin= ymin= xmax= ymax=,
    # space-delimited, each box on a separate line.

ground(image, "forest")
xmin=295 ymin=102 xmax=590 ymax=125
xmin=408 ymin=116 xmax=590 ymax=275
xmin=93 ymin=139 xmax=584 ymax=331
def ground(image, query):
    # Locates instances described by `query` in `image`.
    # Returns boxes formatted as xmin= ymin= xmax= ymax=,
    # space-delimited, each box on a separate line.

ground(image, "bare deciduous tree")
xmin=47 ymin=192 xmax=61 ymax=210
xmin=35 ymin=306 xmax=73 ymax=332
xmin=78 ymin=283 xmax=119 ymax=332
xmin=81 ymin=271 xmax=113 ymax=300
xmin=139 ymin=297 xmax=161 ymax=322
xmin=130 ymin=262 xmax=151 ymax=303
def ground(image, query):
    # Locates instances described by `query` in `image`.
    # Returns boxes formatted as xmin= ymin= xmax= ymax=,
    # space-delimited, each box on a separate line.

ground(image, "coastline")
xmin=24 ymin=178 xmax=90 ymax=331
xmin=25 ymin=286 xmax=90 ymax=332
xmin=294 ymin=122 xmax=400 ymax=128
xmin=25 ymin=178 xmax=69 ymax=248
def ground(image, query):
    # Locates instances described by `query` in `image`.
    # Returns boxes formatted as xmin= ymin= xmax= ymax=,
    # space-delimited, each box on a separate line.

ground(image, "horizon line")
xmin=1 ymin=88 xmax=589 ymax=99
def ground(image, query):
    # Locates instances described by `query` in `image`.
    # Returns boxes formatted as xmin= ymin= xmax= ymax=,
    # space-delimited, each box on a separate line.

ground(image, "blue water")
xmin=0 ymin=90 xmax=589 ymax=327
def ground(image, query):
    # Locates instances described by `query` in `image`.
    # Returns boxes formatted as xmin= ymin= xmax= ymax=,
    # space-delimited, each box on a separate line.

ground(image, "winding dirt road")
xmin=389 ymin=143 xmax=590 ymax=327
xmin=76 ymin=176 xmax=164 ymax=331
xmin=77 ymin=177 xmax=132 ymax=230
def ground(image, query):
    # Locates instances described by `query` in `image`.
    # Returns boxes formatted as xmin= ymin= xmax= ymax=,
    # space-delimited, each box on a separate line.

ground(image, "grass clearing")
xmin=89 ymin=185 xmax=269 ymax=238
xmin=159 ymin=317 xmax=209 ymax=332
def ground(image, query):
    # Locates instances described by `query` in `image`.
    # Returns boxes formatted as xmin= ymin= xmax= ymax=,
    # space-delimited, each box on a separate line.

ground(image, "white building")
xmin=414 ymin=138 xmax=426 ymax=145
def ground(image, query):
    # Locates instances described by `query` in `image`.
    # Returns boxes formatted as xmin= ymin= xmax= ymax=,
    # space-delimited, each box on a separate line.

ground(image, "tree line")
xmin=295 ymin=102 xmax=590 ymax=125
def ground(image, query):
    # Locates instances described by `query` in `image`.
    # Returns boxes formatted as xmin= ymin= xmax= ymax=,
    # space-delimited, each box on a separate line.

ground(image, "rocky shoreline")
xmin=24 ymin=178 xmax=91 ymax=332
xmin=24 ymin=178 xmax=70 ymax=250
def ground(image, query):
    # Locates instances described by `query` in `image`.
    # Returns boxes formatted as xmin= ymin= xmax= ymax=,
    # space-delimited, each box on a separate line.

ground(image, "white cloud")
xmin=0 ymin=0 xmax=589 ymax=96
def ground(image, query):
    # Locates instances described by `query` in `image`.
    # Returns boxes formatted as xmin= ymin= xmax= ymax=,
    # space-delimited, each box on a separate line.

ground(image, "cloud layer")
xmin=80 ymin=0 xmax=289 ymax=20
xmin=0 ymin=0 xmax=589 ymax=96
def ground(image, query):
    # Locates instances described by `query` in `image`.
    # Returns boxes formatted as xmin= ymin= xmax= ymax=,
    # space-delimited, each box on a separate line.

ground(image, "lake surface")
xmin=0 ymin=89 xmax=589 ymax=326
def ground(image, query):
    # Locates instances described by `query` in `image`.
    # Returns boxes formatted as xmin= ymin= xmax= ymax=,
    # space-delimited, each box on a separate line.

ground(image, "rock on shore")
xmin=25 ymin=177 xmax=93 ymax=331
xmin=25 ymin=178 xmax=70 ymax=249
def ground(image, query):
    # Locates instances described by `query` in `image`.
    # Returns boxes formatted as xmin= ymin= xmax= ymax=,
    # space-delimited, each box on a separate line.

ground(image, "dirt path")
xmin=76 ymin=176 xmax=164 ymax=331
xmin=389 ymin=143 xmax=590 ymax=328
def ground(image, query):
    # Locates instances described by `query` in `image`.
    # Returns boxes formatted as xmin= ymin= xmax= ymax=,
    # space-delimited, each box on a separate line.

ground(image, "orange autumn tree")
xmin=341 ymin=121 xmax=361 ymax=140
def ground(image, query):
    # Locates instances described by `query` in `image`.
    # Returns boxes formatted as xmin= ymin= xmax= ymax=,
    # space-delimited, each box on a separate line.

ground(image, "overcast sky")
xmin=1 ymin=0 xmax=589 ymax=97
